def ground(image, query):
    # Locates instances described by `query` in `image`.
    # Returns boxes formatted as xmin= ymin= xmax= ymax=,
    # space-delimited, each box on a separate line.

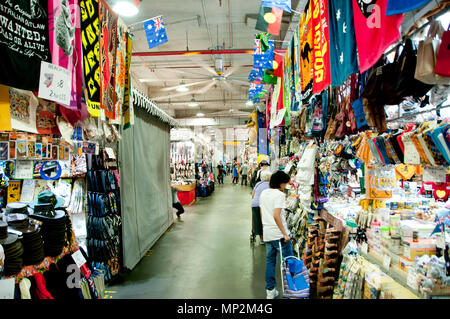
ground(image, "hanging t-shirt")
xmin=260 ymin=188 xmax=288 ymax=242
xmin=48 ymin=0 xmax=83 ymax=111
xmin=36 ymin=98 xmax=60 ymax=135
xmin=9 ymin=88 xmax=38 ymax=134
xmin=328 ymin=0 xmax=359 ymax=87
xmin=311 ymin=0 xmax=331 ymax=94
xmin=300 ymin=2 xmax=313 ymax=105
xmin=80 ymin=0 xmax=101 ymax=117
xmin=352 ymin=0 xmax=404 ymax=73
xmin=386 ymin=0 xmax=432 ymax=16
xmin=0 ymin=0 xmax=51 ymax=91
xmin=99 ymin=0 xmax=118 ymax=120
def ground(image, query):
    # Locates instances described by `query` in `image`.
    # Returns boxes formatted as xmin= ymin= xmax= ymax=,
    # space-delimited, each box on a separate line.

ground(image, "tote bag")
xmin=415 ymin=21 xmax=450 ymax=84
xmin=434 ymin=28 xmax=450 ymax=77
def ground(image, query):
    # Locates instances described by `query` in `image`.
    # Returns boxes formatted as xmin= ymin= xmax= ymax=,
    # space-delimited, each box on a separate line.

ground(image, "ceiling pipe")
xmin=132 ymin=49 xmax=287 ymax=57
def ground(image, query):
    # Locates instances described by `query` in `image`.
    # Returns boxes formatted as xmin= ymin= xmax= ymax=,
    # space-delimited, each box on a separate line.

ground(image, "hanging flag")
xmin=273 ymin=52 xmax=284 ymax=77
xmin=99 ymin=0 xmax=119 ymax=120
xmin=293 ymin=25 xmax=301 ymax=100
xmin=248 ymin=68 xmax=264 ymax=82
xmin=386 ymin=0 xmax=432 ymax=16
xmin=263 ymin=70 xmax=278 ymax=84
xmin=328 ymin=0 xmax=359 ymax=87
xmin=254 ymin=39 xmax=274 ymax=70
xmin=311 ymin=0 xmax=331 ymax=94
xmin=80 ymin=0 xmax=101 ymax=117
xmin=300 ymin=1 xmax=313 ymax=104
xmin=256 ymin=5 xmax=283 ymax=36
xmin=352 ymin=0 xmax=404 ymax=73
xmin=262 ymin=0 xmax=292 ymax=13
xmin=143 ymin=16 xmax=168 ymax=50
xmin=249 ymin=82 xmax=263 ymax=98
xmin=123 ymin=33 xmax=133 ymax=130
xmin=256 ymin=32 xmax=271 ymax=52
xmin=111 ymin=18 xmax=128 ymax=125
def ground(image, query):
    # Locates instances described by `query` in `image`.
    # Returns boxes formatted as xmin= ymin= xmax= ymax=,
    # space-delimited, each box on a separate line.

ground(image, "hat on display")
xmin=0 ymin=221 xmax=18 ymax=246
xmin=5 ymin=202 xmax=33 ymax=215
xmin=30 ymin=190 xmax=65 ymax=210
xmin=260 ymin=160 xmax=270 ymax=166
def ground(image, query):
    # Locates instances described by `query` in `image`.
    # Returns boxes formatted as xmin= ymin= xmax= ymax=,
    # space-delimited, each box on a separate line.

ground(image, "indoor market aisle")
xmin=110 ymin=181 xmax=279 ymax=299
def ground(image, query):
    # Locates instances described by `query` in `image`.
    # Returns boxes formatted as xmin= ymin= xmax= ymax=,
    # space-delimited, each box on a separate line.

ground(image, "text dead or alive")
xmin=177 ymin=303 xmax=273 ymax=316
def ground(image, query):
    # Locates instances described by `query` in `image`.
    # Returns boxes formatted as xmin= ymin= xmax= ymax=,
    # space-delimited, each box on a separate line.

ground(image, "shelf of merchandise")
xmin=359 ymin=250 xmax=425 ymax=299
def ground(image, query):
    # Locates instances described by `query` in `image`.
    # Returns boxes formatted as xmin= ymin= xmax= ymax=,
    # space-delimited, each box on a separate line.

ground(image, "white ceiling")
xmin=114 ymin=0 xmax=298 ymax=119
xmin=116 ymin=0 xmax=447 ymax=120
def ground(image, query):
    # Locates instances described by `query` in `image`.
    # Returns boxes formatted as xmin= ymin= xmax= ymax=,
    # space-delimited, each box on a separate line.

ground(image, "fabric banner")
xmin=9 ymin=88 xmax=38 ymax=134
xmin=386 ymin=0 xmax=432 ymax=16
xmin=111 ymin=18 xmax=127 ymax=124
xmin=311 ymin=0 xmax=331 ymax=94
xmin=256 ymin=5 xmax=283 ymax=36
xmin=283 ymin=49 xmax=291 ymax=124
xmin=48 ymin=0 xmax=83 ymax=110
xmin=352 ymin=0 xmax=403 ymax=73
xmin=257 ymin=111 xmax=269 ymax=155
xmin=328 ymin=0 xmax=359 ymax=87
xmin=293 ymin=25 xmax=301 ymax=104
xmin=80 ymin=0 xmax=101 ymax=117
xmin=0 ymin=0 xmax=51 ymax=91
xmin=300 ymin=1 xmax=313 ymax=105
xmin=99 ymin=0 xmax=118 ymax=119
xmin=123 ymin=33 xmax=133 ymax=129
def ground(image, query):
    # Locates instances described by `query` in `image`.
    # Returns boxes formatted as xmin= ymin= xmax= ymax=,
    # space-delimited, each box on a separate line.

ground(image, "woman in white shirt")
xmin=259 ymin=170 xmax=292 ymax=299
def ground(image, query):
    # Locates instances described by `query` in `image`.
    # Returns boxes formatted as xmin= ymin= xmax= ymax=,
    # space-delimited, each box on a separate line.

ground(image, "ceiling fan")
xmin=151 ymin=54 xmax=251 ymax=101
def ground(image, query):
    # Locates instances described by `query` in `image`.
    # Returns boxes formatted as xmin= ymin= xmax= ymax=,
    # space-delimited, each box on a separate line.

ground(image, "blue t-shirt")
xmin=251 ymin=181 xmax=270 ymax=208
xmin=233 ymin=166 xmax=239 ymax=177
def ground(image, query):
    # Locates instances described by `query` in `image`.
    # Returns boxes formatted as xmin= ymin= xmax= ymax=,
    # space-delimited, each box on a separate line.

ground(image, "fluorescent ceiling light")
xmin=188 ymin=102 xmax=199 ymax=107
xmin=196 ymin=113 xmax=205 ymax=117
xmin=176 ymin=86 xmax=189 ymax=92
xmin=112 ymin=1 xmax=139 ymax=17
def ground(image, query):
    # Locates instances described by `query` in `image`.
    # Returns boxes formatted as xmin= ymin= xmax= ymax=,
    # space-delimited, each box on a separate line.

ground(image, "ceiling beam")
xmin=132 ymin=48 xmax=287 ymax=57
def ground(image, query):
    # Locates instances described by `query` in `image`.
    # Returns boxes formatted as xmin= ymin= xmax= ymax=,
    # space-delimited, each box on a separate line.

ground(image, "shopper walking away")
xmin=240 ymin=161 xmax=249 ymax=186
xmin=217 ymin=162 xmax=224 ymax=184
xmin=251 ymin=170 xmax=271 ymax=244
xmin=171 ymin=185 xmax=185 ymax=218
xmin=232 ymin=161 xmax=239 ymax=184
xmin=259 ymin=170 xmax=292 ymax=299
xmin=256 ymin=160 xmax=270 ymax=183
xmin=250 ymin=163 xmax=260 ymax=188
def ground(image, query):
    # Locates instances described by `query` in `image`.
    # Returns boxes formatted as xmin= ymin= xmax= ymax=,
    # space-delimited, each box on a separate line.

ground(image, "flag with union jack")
xmin=143 ymin=16 xmax=168 ymax=49
xmin=248 ymin=82 xmax=263 ymax=98
xmin=254 ymin=39 xmax=274 ymax=70
xmin=248 ymin=68 xmax=264 ymax=82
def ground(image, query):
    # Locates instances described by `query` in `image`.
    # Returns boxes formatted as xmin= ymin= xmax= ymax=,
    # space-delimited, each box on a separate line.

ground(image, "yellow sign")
xmin=223 ymin=141 xmax=241 ymax=146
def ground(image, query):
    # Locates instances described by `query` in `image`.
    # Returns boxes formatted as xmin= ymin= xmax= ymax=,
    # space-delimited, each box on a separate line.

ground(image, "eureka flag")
xmin=143 ymin=16 xmax=168 ymax=50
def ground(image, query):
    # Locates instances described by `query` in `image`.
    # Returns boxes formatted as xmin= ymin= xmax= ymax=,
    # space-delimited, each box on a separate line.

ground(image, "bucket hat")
xmin=0 ymin=221 xmax=18 ymax=246
xmin=30 ymin=190 xmax=65 ymax=210
xmin=5 ymin=202 xmax=33 ymax=215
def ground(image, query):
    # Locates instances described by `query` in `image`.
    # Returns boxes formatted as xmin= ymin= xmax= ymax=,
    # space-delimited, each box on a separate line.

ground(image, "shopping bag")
xmin=434 ymin=28 xmax=450 ymax=77
xmin=415 ymin=21 xmax=450 ymax=84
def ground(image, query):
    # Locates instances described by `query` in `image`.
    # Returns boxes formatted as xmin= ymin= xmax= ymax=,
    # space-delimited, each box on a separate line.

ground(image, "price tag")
xmin=407 ymin=268 xmax=418 ymax=290
xmin=361 ymin=242 xmax=368 ymax=254
xmin=383 ymin=254 xmax=391 ymax=270
xmin=38 ymin=61 xmax=71 ymax=106
xmin=436 ymin=232 xmax=446 ymax=250
xmin=72 ymin=249 xmax=87 ymax=268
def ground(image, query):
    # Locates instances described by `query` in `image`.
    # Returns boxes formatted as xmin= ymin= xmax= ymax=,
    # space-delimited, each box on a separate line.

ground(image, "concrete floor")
xmin=110 ymin=180 xmax=283 ymax=299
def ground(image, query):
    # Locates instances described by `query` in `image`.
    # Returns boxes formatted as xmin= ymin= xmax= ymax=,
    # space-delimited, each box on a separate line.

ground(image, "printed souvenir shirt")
xmin=386 ymin=0 xmax=432 ymax=16
xmin=352 ymin=0 xmax=404 ymax=73
xmin=328 ymin=0 xmax=359 ymax=87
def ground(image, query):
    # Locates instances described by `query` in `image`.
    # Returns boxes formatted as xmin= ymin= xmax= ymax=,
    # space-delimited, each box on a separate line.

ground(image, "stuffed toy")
xmin=246 ymin=110 xmax=258 ymax=147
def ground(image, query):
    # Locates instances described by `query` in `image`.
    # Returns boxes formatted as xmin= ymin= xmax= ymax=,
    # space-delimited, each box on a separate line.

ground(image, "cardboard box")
xmin=403 ymin=238 xmax=436 ymax=259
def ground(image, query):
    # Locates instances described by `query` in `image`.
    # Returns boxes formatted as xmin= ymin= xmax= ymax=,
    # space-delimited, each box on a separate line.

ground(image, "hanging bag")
xmin=434 ymin=25 xmax=450 ymax=77
xmin=415 ymin=21 xmax=449 ymax=84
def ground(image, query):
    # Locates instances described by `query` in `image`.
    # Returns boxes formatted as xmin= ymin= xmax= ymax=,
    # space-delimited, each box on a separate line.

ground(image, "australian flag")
xmin=262 ymin=0 xmax=292 ymax=13
xmin=248 ymin=82 xmax=263 ymax=99
xmin=254 ymin=39 xmax=274 ymax=70
xmin=248 ymin=68 xmax=264 ymax=82
xmin=143 ymin=16 xmax=168 ymax=49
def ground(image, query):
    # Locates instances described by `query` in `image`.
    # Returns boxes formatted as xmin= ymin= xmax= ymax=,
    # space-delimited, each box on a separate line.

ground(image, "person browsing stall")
xmin=259 ymin=170 xmax=292 ymax=299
